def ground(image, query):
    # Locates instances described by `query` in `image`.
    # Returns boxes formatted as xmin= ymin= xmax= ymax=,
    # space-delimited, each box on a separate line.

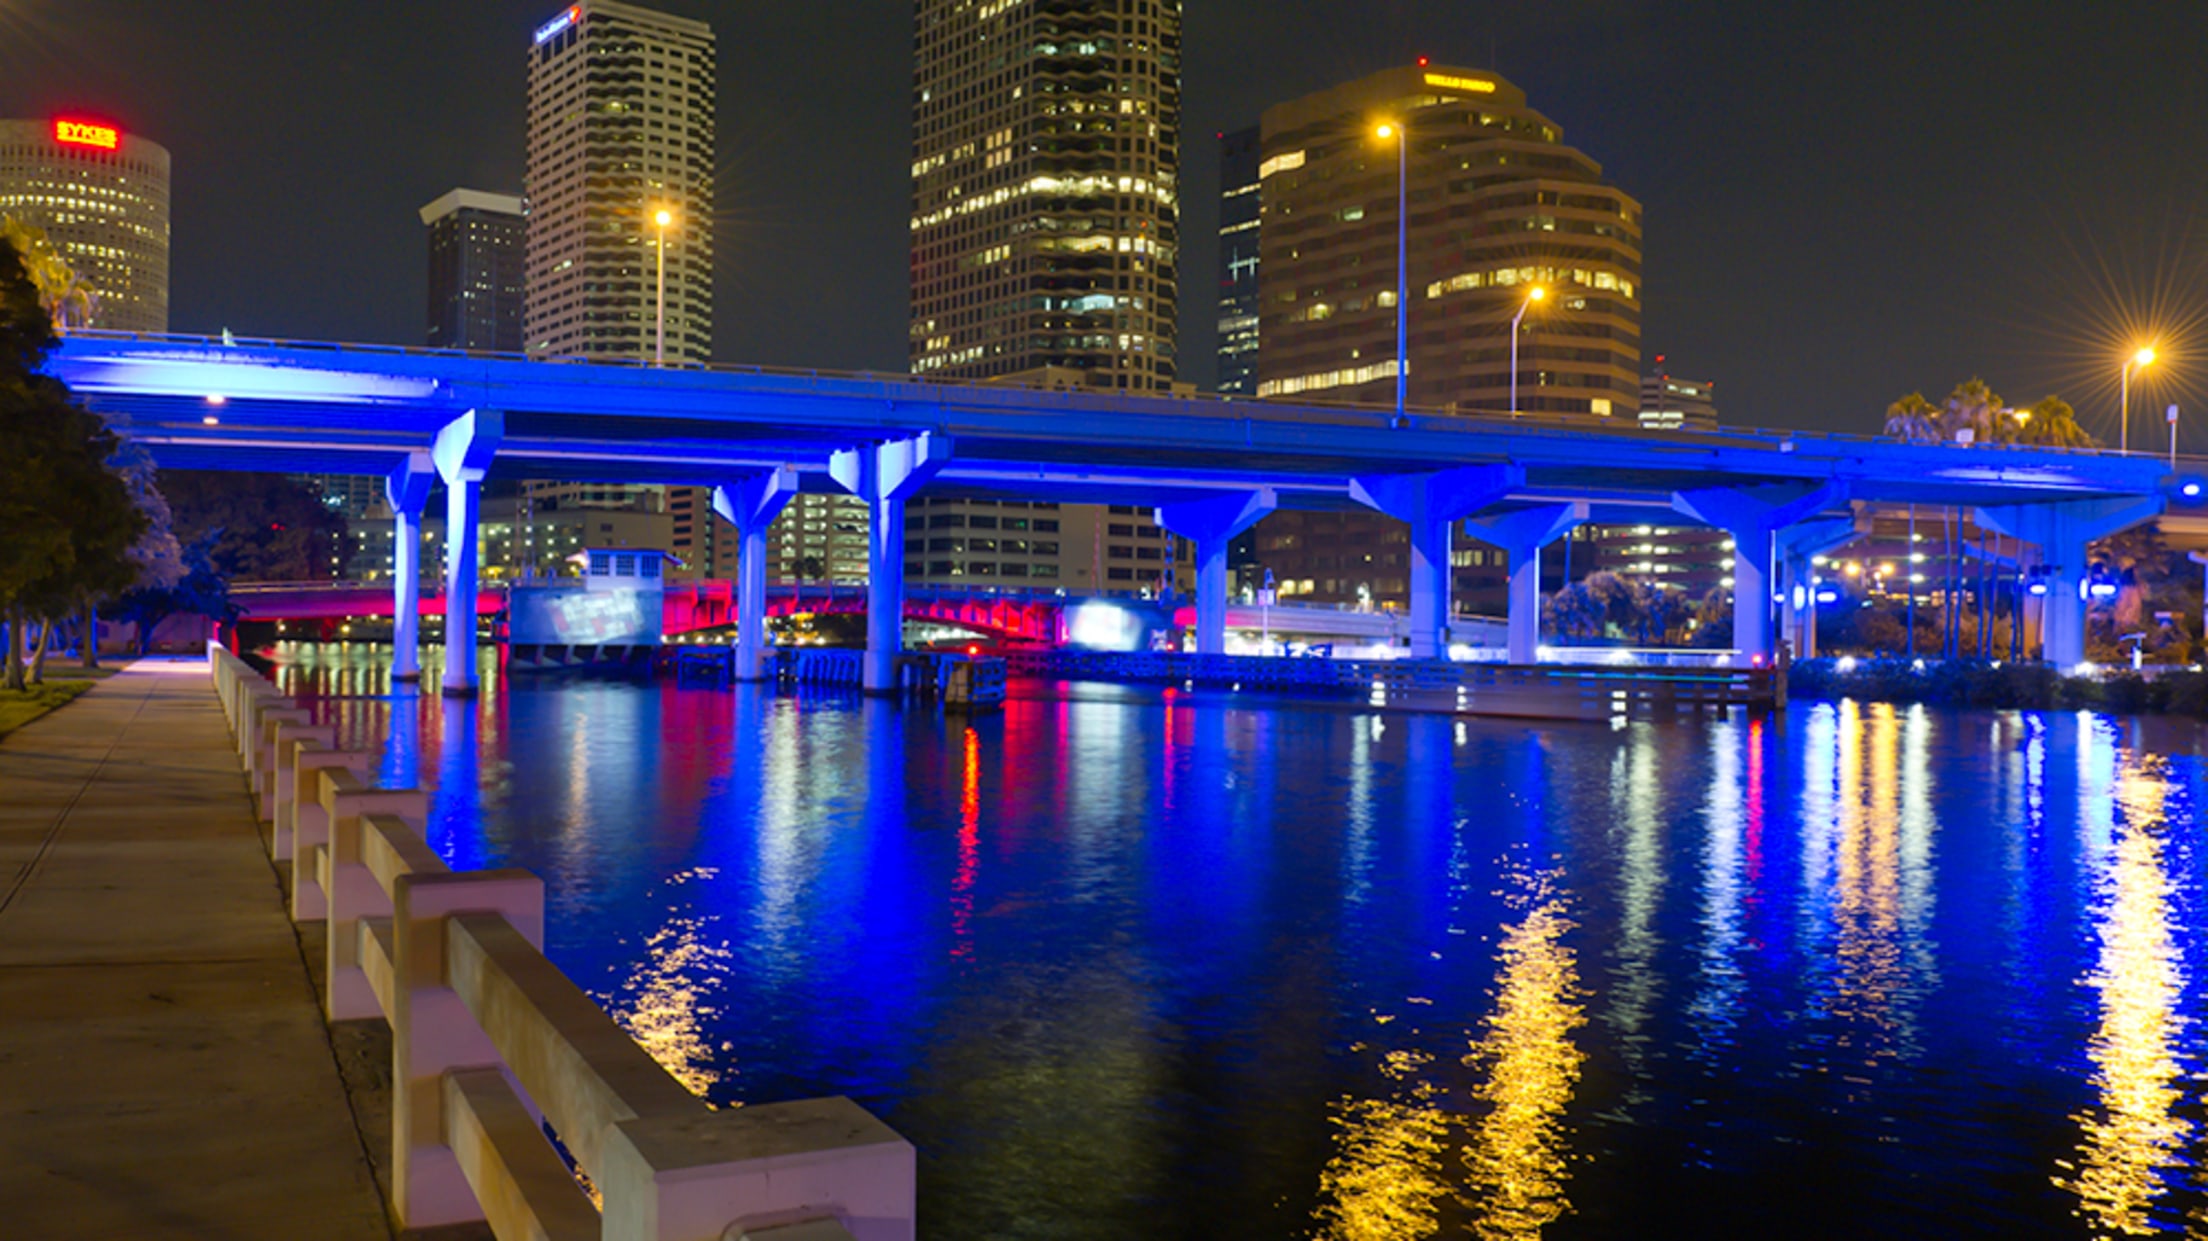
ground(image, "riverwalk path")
xmin=0 ymin=658 xmax=391 ymax=1240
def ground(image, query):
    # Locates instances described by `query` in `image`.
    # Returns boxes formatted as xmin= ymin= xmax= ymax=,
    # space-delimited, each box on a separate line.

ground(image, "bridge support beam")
xmin=1774 ymin=512 xmax=1864 ymax=661
xmin=1976 ymin=495 xmax=2163 ymax=668
xmin=1463 ymin=503 xmax=1588 ymax=664
xmin=831 ymin=434 xmax=951 ymax=694
xmin=712 ymin=467 xmax=800 ymax=682
xmin=386 ymin=451 xmax=434 ymax=682
xmin=1156 ymin=489 xmax=1278 ymax=655
xmin=431 ymin=411 xmax=502 ymax=696
xmin=1673 ymin=482 xmax=1846 ymax=667
xmin=1349 ymin=464 xmax=1521 ymax=658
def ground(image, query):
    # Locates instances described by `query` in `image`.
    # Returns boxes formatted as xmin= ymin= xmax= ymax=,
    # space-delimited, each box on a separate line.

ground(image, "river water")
xmin=263 ymin=642 xmax=2208 ymax=1239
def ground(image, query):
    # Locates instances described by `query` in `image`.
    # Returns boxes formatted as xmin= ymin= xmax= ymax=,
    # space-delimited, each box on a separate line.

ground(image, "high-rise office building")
xmin=422 ymin=189 xmax=526 ymax=352
xmin=525 ymin=2 xmax=717 ymax=573
xmin=524 ymin=0 xmax=713 ymax=364
xmin=0 ymin=118 xmax=170 ymax=331
xmin=1216 ymin=126 xmax=1261 ymax=395
xmin=1252 ymin=64 xmax=1640 ymax=416
xmin=1237 ymin=64 xmax=1642 ymax=615
xmin=906 ymin=0 xmax=1186 ymax=595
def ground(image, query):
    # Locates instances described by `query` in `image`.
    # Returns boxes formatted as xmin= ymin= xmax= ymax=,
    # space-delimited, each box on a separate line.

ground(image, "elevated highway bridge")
xmin=48 ymin=330 xmax=2198 ymax=693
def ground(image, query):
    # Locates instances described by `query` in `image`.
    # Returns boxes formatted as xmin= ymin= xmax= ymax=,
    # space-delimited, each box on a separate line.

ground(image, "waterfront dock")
xmin=0 ymin=659 xmax=390 ymax=1240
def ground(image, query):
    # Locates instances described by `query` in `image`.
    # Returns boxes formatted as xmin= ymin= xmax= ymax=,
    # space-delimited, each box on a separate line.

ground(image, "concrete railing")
xmin=207 ymin=644 xmax=915 ymax=1241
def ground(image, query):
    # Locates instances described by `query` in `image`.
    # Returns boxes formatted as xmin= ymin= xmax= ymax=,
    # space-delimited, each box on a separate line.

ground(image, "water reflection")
xmin=251 ymin=643 xmax=2208 ymax=1240
xmin=1460 ymin=871 xmax=1586 ymax=1240
xmin=2056 ymin=746 xmax=2189 ymax=1235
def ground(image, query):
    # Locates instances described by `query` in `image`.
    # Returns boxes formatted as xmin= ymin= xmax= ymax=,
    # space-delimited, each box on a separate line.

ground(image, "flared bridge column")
xmin=1462 ymin=502 xmax=1589 ymax=664
xmin=712 ymin=466 xmax=800 ymax=682
xmin=432 ymin=410 xmax=502 ymax=697
xmin=386 ymin=450 xmax=433 ymax=682
xmin=1155 ymin=489 xmax=1279 ymax=656
xmin=1349 ymin=464 xmax=1521 ymax=659
xmin=1773 ymin=511 xmax=1864 ymax=661
xmin=831 ymin=434 xmax=951 ymax=694
xmin=1673 ymin=483 xmax=1846 ymax=667
xmin=1977 ymin=495 xmax=2164 ymax=668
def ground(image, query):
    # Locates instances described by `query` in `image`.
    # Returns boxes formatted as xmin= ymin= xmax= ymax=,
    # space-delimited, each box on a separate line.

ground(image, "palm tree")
xmin=0 ymin=215 xmax=95 ymax=330
xmin=1884 ymin=392 xmax=1940 ymax=443
xmin=2010 ymin=395 xmax=2096 ymax=449
xmin=1941 ymin=378 xmax=2004 ymax=444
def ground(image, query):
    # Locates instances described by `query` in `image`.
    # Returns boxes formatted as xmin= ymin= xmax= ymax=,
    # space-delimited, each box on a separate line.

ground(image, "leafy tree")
xmin=2011 ymin=395 xmax=2096 ymax=449
xmin=17 ymin=403 xmax=143 ymax=681
xmin=0 ymin=215 xmax=95 ymax=329
xmin=114 ymin=533 xmax=230 ymax=656
xmin=159 ymin=472 xmax=350 ymax=581
xmin=0 ymin=236 xmax=71 ymax=688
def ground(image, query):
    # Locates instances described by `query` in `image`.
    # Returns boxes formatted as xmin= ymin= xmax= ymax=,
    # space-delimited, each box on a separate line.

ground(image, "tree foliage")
xmin=159 ymin=472 xmax=350 ymax=581
xmin=0 ymin=237 xmax=143 ymax=687
xmin=0 ymin=215 xmax=96 ymax=330
xmin=1882 ymin=381 xmax=2097 ymax=449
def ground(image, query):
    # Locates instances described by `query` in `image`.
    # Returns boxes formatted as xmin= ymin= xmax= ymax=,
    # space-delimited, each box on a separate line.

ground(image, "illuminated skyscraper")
xmin=906 ymin=0 xmax=1186 ymax=594
xmin=910 ymin=0 xmax=1181 ymax=388
xmin=524 ymin=0 xmax=714 ymax=364
xmin=1252 ymin=64 xmax=1640 ymax=417
xmin=0 ymin=118 xmax=170 ymax=331
xmin=525 ymin=2 xmax=714 ymax=572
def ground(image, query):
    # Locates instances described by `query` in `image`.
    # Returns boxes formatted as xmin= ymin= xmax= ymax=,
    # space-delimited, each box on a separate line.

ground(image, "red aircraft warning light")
xmin=54 ymin=119 xmax=120 ymax=150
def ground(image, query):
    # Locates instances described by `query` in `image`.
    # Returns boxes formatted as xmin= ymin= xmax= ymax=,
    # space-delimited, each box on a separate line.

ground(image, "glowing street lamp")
xmin=1375 ymin=121 xmax=1409 ymax=426
xmin=1510 ymin=285 xmax=1547 ymax=414
xmin=653 ymin=207 xmax=675 ymax=366
xmin=2120 ymin=345 xmax=2155 ymax=454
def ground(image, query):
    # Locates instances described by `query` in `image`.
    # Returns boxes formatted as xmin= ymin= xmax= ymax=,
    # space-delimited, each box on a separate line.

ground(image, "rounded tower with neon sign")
xmin=0 ymin=117 xmax=171 ymax=331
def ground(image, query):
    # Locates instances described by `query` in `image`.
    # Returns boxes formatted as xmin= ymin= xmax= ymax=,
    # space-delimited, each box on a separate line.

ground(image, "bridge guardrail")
xmin=207 ymin=643 xmax=910 ymax=1241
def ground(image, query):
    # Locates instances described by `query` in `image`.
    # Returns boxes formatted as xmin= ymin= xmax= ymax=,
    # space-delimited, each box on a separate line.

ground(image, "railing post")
xmin=390 ymin=870 xmax=544 ymax=1231
xmin=285 ymin=750 xmax=371 ymax=919
xmin=266 ymin=720 xmax=337 ymax=857
xmin=323 ymin=779 xmax=430 ymax=1020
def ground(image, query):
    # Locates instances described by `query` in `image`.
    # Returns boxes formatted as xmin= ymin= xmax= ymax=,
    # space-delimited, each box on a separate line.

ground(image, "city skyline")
xmin=2 ymin=0 xmax=2205 ymax=438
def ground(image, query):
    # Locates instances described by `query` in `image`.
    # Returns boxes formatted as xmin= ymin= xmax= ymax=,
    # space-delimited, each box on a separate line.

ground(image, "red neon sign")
xmin=54 ymin=120 xmax=120 ymax=150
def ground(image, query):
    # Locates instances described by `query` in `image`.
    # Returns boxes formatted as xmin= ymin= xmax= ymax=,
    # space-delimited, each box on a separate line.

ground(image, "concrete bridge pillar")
xmin=386 ymin=450 xmax=434 ymax=682
xmin=712 ymin=467 xmax=799 ymax=682
xmin=1976 ymin=495 xmax=2164 ymax=667
xmin=1673 ymin=483 xmax=1846 ymax=667
xmin=1156 ymin=489 xmax=1278 ymax=655
xmin=431 ymin=411 xmax=502 ymax=696
xmin=831 ymin=434 xmax=951 ymax=694
xmin=1462 ymin=502 xmax=1589 ymax=664
xmin=1349 ymin=464 xmax=1521 ymax=658
xmin=1773 ymin=512 xmax=1865 ymax=661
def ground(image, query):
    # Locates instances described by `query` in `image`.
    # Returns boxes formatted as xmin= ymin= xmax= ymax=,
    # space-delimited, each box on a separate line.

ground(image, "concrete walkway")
xmin=0 ymin=659 xmax=390 ymax=1240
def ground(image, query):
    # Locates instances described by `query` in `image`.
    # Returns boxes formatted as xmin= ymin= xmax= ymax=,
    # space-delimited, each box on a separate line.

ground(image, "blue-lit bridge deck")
xmin=47 ymin=331 xmax=2201 ymax=691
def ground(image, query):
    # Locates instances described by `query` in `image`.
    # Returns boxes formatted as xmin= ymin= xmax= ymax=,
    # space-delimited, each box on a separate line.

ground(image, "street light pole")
xmin=1509 ymin=285 xmax=1546 ymax=415
xmin=2170 ymin=403 xmax=2181 ymax=470
xmin=653 ymin=208 xmax=673 ymax=366
xmin=2120 ymin=346 xmax=2155 ymax=454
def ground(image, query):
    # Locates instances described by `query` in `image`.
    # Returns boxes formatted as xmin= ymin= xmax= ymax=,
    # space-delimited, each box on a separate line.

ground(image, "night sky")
xmin=6 ymin=0 xmax=2208 ymax=440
